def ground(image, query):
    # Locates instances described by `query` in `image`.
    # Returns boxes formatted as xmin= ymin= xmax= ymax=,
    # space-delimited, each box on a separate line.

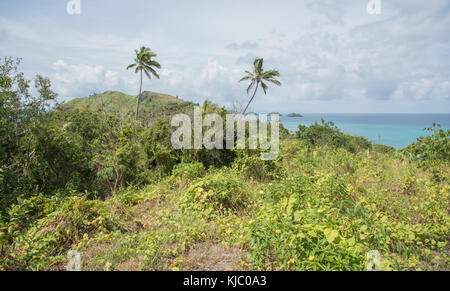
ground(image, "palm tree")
xmin=127 ymin=46 xmax=161 ymax=120
xmin=239 ymin=58 xmax=281 ymax=116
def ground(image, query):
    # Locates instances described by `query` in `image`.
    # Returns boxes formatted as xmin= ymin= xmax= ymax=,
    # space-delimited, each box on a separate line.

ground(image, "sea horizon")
xmin=276 ymin=113 xmax=450 ymax=150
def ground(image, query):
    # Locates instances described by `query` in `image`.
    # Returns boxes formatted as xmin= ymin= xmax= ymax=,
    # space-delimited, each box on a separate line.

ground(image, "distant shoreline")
xmin=279 ymin=113 xmax=450 ymax=149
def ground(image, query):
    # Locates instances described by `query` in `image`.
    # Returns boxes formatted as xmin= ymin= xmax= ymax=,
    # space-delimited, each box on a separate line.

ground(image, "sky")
xmin=0 ymin=0 xmax=449 ymax=113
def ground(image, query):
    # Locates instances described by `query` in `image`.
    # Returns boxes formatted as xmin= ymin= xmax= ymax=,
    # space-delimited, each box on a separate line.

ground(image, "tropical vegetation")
xmin=0 ymin=56 xmax=448 ymax=271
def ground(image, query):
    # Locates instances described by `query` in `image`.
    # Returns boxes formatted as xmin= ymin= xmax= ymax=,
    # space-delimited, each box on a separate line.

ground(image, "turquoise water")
xmin=279 ymin=114 xmax=450 ymax=149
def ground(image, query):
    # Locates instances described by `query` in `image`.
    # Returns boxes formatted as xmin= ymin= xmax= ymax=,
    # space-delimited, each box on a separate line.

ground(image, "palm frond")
xmin=239 ymin=57 xmax=281 ymax=115
xmin=263 ymin=70 xmax=280 ymax=78
xmin=147 ymin=67 xmax=160 ymax=79
xmin=253 ymin=58 xmax=263 ymax=69
xmin=267 ymin=79 xmax=281 ymax=86
xmin=144 ymin=70 xmax=153 ymax=80
xmin=239 ymin=75 xmax=253 ymax=82
xmin=146 ymin=60 xmax=161 ymax=69
xmin=255 ymin=58 xmax=264 ymax=74
xmin=245 ymin=70 xmax=254 ymax=76
xmin=247 ymin=80 xmax=256 ymax=94
xmin=261 ymin=81 xmax=268 ymax=94
xmin=128 ymin=46 xmax=161 ymax=77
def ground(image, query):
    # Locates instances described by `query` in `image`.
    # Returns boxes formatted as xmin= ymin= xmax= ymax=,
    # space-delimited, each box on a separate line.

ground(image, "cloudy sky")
xmin=1 ymin=0 xmax=449 ymax=113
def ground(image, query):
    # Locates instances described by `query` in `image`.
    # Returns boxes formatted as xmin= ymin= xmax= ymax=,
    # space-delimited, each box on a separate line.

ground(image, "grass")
xmin=1 ymin=137 xmax=448 ymax=271
xmin=63 ymin=91 xmax=194 ymax=122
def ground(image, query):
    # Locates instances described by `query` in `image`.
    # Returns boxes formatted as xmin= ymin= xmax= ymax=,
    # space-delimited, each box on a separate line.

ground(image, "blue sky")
xmin=0 ymin=0 xmax=449 ymax=113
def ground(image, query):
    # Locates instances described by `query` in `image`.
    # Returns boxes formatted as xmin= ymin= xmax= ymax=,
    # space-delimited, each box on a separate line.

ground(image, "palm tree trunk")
xmin=135 ymin=70 xmax=143 ymax=120
xmin=241 ymin=82 xmax=259 ymax=116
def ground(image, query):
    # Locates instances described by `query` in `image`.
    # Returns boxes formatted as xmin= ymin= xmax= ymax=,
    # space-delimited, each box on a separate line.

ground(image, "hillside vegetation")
xmin=1 ymin=57 xmax=449 ymax=271
xmin=63 ymin=90 xmax=194 ymax=123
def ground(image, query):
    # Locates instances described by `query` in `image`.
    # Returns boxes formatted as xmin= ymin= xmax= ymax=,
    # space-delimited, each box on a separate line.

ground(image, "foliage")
xmin=172 ymin=162 xmax=206 ymax=181
xmin=63 ymin=90 xmax=195 ymax=124
xmin=296 ymin=119 xmax=372 ymax=153
xmin=143 ymin=119 xmax=180 ymax=177
xmin=247 ymin=140 xmax=449 ymax=271
xmin=402 ymin=124 xmax=449 ymax=171
xmin=373 ymin=143 xmax=395 ymax=154
xmin=181 ymin=170 xmax=251 ymax=217
xmin=232 ymin=149 xmax=284 ymax=182
xmin=0 ymin=57 xmax=448 ymax=271
xmin=1 ymin=195 xmax=128 ymax=270
xmin=0 ymin=57 xmax=58 ymax=214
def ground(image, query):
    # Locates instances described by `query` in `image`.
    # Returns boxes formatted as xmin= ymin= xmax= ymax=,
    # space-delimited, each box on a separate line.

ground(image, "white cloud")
xmin=153 ymin=59 xmax=243 ymax=107
xmin=0 ymin=17 xmax=45 ymax=43
xmin=1 ymin=0 xmax=449 ymax=112
xmin=51 ymin=59 xmax=120 ymax=98
xmin=225 ymin=42 xmax=259 ymax=50
xmin=307 ymin=0 xmax=346 ymax=24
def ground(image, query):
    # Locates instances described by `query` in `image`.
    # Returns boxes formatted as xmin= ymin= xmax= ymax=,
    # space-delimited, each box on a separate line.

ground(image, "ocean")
xmin=279 ymin=114 xmax=450 ymax=149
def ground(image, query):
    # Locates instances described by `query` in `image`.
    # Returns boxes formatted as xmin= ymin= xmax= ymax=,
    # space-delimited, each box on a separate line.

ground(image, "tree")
xmin=0 ymin=57 xmax=59 ymax=214
xmin=33 ymin=75 xmax=58 ymax=119
xmin=239 ymin=58 xmax=281 ymax=116
xmin=127 ymin=46 xmax=161 ymax=120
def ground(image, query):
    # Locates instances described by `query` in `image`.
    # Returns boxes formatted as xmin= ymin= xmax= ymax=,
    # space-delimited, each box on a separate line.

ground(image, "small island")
xmin=287 ymin=113 xmax=303 ymax=117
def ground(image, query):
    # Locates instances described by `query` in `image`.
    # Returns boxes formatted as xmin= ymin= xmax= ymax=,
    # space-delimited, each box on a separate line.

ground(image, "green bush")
xmin=1 ymin=196 xmax=125 ymax=270
xmin=402 ymin=124 xmax=449 ymax=170
xmin=296 ymin=120 xmax=372 ymax=153
xmin=249 ymin=206 xmax=365 ymax=271
xmin=232 ymin=150 xmax=284 ymax=182
xmin=91 ymin=121 xmax=147 ymax=197
xmin=29 ymin=118 xmax=94 ymax=194
xmin=144 ymin=119 xmax=180 ymax=176
xmin=373 ymin=144 xmax=395 ymax=154
xmin=181 ymin=171 xmax=250 ymax=216
xmin=172 ymin=162 xmax=206 ymax=181
xmin=5 ymin=195 xmax=59 ymax=233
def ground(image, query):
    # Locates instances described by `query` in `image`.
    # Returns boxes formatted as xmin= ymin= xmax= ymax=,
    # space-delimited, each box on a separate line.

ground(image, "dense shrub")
xmin=296 ymin=120 xmax=372 ymax=153
xmin=28 ymin=117 xmax=94 ymax=194
xmin=181 ymin=170 xmax=250 ymax=216
xmin=144 ymin=119 xmax=180 ymax=176
xmin=248 ymin=175 xmax=364 ymax=270
xmin=249 ymin=205 xmax=365 ymax=270
xmin=402 ymin=124 xmax=449 ymax=170
xmin=0 ymin=196 xmax=126 ymax=270
xmin=143 ymin=115 xmax=236 ymax=178
xmin=373 ymin=143 xmax=395 ymax=154
xmin=172 ymin=162 xmax=206 ymax=181
xmin=232 ymin=150 xmax=284 ymax=182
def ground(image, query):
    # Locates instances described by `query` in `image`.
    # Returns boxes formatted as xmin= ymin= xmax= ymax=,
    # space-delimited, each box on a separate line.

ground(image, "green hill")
xmin=63 ymin=90 xmax=195 ymax=121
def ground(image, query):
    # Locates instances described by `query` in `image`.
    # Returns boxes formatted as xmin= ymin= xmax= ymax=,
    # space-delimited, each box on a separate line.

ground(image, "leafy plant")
xmin=181 ymin=171 xmax=250 ymax=217
xmin=296 ymin=119 xmax=372 ymax=153
xmin=403 ymin=124 xmax=449 ymax=171
xmin=172 ymin=162 xmax=206 ymax=181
